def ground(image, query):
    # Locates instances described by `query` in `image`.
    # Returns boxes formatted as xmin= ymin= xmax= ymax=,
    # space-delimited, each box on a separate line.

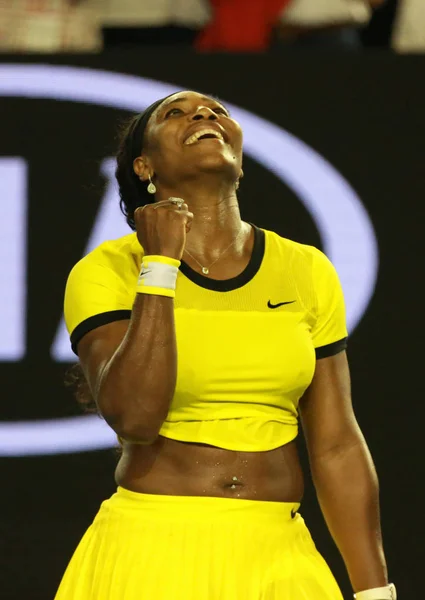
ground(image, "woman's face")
xmin=136 ymin=91 xmax=243 ymax=187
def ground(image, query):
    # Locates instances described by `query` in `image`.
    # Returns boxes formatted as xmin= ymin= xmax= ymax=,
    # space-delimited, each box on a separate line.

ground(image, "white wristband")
xmin=354 ymin=583 xmax=397 ymax=600
xmin=136 ymin=255 xmax=181 ymax=298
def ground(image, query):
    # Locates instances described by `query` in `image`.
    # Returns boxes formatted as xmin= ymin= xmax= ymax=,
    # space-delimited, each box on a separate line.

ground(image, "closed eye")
xmin=165 ymin=106 xmax=229 ymax=118
xmin=165 ymin=107 xmax=184 ymax=118
xmin=214 ymin=107 xmax=229 ymax=116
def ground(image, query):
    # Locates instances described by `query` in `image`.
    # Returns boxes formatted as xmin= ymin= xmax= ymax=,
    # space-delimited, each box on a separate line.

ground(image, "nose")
xmin=192 ymin=107 xmax=218 ymax=121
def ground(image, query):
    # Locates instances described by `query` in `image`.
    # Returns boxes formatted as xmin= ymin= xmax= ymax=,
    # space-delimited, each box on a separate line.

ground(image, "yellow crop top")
xmin=64 ymin=223 xmax=348 ymax=452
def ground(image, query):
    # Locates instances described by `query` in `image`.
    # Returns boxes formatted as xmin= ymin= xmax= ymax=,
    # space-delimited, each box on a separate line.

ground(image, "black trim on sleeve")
xmin=70 ymin=310 xmax=132 ymax=356
xmin=315 ymin=337 xmax=348 ymax=360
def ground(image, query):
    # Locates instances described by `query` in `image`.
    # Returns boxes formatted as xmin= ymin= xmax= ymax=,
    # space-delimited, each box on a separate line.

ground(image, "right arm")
xmin=77 ymin=292 xmax=177 ymax=444
xmin=74 ymin=199 xmax=193 ymax=444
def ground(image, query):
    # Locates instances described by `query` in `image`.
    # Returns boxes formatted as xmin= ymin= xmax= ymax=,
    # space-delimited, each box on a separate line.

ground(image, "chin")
xmin=196 ymin=152 xmax=240 ymax=176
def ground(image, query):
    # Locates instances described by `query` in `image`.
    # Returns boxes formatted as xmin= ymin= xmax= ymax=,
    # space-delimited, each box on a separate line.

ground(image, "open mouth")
xmin=184 ymin=128 xmax=225 ymax=145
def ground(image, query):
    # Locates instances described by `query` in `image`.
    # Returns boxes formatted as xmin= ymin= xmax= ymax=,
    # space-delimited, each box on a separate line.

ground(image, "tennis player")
xmin=55 ymin=91 xmax=395 ymax=600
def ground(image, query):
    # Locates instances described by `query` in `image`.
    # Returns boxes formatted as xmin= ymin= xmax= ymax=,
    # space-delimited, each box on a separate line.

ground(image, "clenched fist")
xmin=134 ymin=198 xmax=194 ymax=261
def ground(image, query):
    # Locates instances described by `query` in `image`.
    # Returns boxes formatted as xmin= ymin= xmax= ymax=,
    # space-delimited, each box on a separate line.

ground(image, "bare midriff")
xmin=115 ymin=436 xmax=305 ymax=502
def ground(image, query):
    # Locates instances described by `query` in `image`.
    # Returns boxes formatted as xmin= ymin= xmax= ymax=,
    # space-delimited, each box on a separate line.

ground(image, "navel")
xmin=228 ymin=476 xmax=243 ymax=490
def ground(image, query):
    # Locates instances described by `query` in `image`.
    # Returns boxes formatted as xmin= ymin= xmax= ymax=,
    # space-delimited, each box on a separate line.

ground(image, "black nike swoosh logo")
xmin=268 ymin=300 xmax=296 ymax=309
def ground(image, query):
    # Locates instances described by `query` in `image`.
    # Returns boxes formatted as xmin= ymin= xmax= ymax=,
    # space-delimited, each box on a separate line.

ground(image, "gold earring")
xmin=147 ymin=175 xmax=156 ymax=194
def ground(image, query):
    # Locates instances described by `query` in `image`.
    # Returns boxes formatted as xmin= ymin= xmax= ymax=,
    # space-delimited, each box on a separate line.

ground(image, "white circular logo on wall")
xmin=0 ymin=65 xmax=378 ymax=455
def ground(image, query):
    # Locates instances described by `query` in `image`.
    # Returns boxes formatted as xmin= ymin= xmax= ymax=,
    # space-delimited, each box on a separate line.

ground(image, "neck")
xmin=156 ymin=179 xmax=244 ymax=255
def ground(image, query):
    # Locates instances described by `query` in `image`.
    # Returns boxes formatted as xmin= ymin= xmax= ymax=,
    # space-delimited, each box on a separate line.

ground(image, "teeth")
xmin=184 ymin=129 xmax=224 ymax=145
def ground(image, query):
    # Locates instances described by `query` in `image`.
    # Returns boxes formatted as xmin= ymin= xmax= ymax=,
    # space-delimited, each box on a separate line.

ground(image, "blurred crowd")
xmin=0 ymin=0 xmax=423 ymax=53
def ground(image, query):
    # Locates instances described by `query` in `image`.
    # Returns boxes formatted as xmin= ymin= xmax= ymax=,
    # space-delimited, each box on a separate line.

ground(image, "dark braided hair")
xmin=115 ymin=115 xmax=154 ymax=230
xmin=116 ymin=93 xmax=178 ymax=230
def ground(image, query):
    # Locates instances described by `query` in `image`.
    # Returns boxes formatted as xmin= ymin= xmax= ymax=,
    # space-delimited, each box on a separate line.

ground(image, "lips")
xmin=184 ymin=126 xmax=227 ymax=146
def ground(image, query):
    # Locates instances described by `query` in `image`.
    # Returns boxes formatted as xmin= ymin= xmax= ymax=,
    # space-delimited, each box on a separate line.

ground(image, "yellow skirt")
xmin=55 ymin=486 xmax=344 ymax=600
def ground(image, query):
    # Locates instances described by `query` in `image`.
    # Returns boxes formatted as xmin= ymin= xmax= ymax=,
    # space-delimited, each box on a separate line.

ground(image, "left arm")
xmin=299 ymin=350 xmax=388 ymax=594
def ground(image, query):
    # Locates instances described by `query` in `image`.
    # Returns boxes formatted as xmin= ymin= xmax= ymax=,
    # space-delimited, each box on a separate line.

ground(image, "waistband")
xmin=102 ymin=486 xmax=301 ymax=524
